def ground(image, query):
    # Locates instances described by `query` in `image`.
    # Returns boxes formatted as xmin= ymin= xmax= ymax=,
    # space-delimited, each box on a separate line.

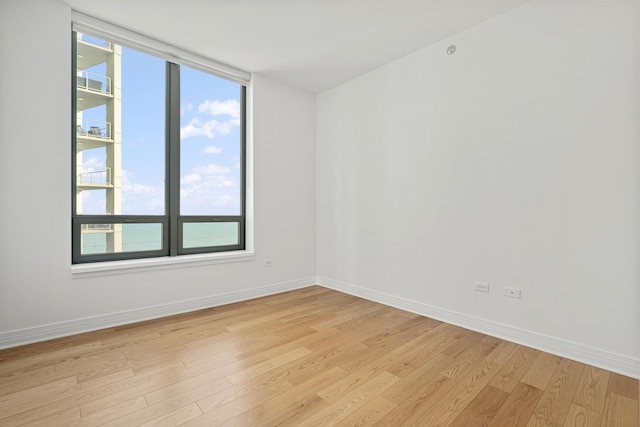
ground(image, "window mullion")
xmin=240 ymin=85 xmax=247 ymax=250
xmin=71 ymin=31 xmax=78 ymax=220
xmin=166 ymin=62 xmax=181 ymax=257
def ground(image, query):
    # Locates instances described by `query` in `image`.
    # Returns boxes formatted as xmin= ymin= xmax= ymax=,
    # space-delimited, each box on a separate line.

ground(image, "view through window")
xmin=72 ymin=32 xmax=246 ymax=263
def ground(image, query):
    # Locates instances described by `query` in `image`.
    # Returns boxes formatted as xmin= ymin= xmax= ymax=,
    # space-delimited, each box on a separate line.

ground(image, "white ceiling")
xmin=62 ymin=0 xmax=532 ymax=93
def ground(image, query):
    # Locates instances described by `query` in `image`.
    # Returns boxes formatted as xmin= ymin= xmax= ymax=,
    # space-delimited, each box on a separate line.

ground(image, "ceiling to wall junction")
xmin=62 ymin=0 xmax=537 ymax=93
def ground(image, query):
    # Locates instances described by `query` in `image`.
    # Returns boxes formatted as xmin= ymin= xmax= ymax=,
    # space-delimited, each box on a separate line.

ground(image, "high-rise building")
xmin=75 ymin=34 xmax=122 ymax=252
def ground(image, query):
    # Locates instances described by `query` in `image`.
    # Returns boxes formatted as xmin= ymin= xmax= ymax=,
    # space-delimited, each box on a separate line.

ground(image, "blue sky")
xmin=79 ymin=39 xmax=242 ymax=217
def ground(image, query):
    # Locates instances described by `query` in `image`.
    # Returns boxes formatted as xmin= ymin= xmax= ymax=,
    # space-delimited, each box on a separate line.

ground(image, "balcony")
xmin=77 ymin=118 xmax=112 ymax=150
xmin=77 ymin=167 xmax=112 ymax=188
xmin=77 ymin=35 xmax=113 ymax=70
xmin=77 ymin=71 xmax=112 ymax=111
xmin=77 ymin=71 xmax=111 ymax=94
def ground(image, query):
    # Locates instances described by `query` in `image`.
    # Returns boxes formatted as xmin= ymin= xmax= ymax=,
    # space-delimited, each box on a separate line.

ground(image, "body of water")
xmin=82 ymin=222 xmax=238 ymax=254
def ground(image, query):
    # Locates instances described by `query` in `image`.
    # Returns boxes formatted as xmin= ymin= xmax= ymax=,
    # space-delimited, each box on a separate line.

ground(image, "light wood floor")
xmin=0 ymin=286 xmax=637 ymax=426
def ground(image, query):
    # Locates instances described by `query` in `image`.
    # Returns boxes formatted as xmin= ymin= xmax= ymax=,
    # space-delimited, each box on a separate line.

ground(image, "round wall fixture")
xmin=447 ymin=45 xmax=456 ymax=55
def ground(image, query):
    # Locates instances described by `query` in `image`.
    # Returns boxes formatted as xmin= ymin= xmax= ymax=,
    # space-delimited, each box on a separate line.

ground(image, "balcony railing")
xmin=76 ymin=71 xmax=111 ymax=95
xmin=78 ymin=168 xmax=112 ymax=186
xmin=77 ymin=118 xmax=111 ymax=140
xmin=81 ymin=224 xmax=113 ymax=232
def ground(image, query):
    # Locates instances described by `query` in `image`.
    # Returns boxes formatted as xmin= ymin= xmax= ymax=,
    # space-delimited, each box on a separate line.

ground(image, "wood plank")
xmin=282 ymin=342 xmax=369 ymax=386
xmin=360 ymin=316 xmax=442 ymax=360
xmin=376 ymin=340 xmax=510 ymax=426
xmin=79 ymin=363 xmax=188 ymax=417
xmin=138 ymin=403 xmax=202 ymax=427
xmin=0 ymin=341 xmax=103 ymax=376
xmin=14 ymin=405 xmax=81 ymax=427
xmin=522 ymin=352 xmax=563 ymax=390
xmin=0 ymin=376 xmax=78 ymax=419
xmin=254 ymin=394 xmax=328 ymax=427
xmin=297 ymin=371 xmax=399 ymax=426
xmin=439 ymin=337 xmax=502 ymax=380
xmin=489 ymin=346 xmax=540 ymax=393
xmin=145 ymin=375 xmax=232 ymax=407
xmin=407 ymin=341 xmax=518 ymax=426
xmin=317 ymin=353 xmax=400 ymax=403
xmin=572 ymin=366 xmax=609 ymax=414
xmin=0 ymin=364 xmax=57 ymax=397
xmin=375 ymin=373 xmax=452 ymax=425
xmin=334 ymin=395 xmax=397 ymax=427
xmin=224 ymin=302 xmax=318 ymax=332
xmin=310 ymin=301 xmax=386 ymax=331
xmin=487 ymin=382 xmax=544 ymax=427
xmin=526 ymin=415 xmax=562 ymax=427
xmin=448 ymin=385 xmax=510 ymax=427
xmin=103 ymin=377 xmax=235 ymax=426
xmin=235 ymin=366 xmax=348 ymax=427
xmin=195 ymin=374 xmax=294 ymax=414
xmin=253 ymin=286 xmax=335 ymax=306
xmin=382 ymin=352 xmax=454 ymax=404
xmin=226 ymin=346 xmax=313 ymax=384
xmin=563 ymin=404 xmax=602 ymax=427
xmin=440 ymin=329 xmax=484 ymax=358
xmin=0 ymin=368 xmax=135 ymax=427
xmin=189 ymin=367 xmax=345 ymax=426
xmin=607 ymin=372 xmax=639 ymax=400
xmin=601 ymin=392 xmax=638 ymax=427
xmin=531 ymin=358 xmax=586 ymax=425
xmin=69 ymin=395 xmax=148 ymax=427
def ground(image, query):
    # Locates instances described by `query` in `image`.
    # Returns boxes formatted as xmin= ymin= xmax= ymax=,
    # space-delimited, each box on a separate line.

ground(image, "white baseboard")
xmin=317 ymin=276 xmax=640 ymax=379
xmin=0 ymin=277 xmax=316 ymax=350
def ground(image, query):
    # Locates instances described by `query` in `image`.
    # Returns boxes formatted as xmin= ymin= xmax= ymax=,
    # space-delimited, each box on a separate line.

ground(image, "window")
xmin=72 ymin=28 xmax=247 ymax=264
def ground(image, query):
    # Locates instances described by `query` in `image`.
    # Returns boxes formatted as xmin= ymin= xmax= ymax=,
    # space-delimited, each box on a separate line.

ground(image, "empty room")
xmin=0 ymin=0 xmax=638 ymax=425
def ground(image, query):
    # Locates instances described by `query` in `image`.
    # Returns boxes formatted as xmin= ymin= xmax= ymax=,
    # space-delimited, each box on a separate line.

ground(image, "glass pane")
xmin=182 ymin=222 xmax=239 ymax=249
xmin=180 ymin=66 xmax=242 ymax=215
xmin=75 ymin=33 xmax=165 ymax=217
xmin=80 ymin=223 xmax=163 ymax=255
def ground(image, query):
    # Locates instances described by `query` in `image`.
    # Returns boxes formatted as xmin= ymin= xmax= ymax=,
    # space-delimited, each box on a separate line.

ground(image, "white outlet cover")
xmin=474 ymin=282 xmax=490 ymax=292
xmin=504 ymin=287 xmax=521 ymax=298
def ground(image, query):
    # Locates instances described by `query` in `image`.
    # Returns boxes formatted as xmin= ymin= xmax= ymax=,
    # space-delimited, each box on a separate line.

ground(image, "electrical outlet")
xmin=264 ymin=260 xmax=273 ymax=267
xmin=504 ymin=287 xmax=521 ymax=299
xmin=474 ymin=282 xmax=490 ymax=293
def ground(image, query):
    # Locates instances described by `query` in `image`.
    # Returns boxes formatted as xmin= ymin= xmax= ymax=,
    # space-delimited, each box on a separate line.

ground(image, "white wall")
xmin=317 ymin=0 xmax=640 ymax=375
xmin=0 ymin=0 xmax=316 ymax=345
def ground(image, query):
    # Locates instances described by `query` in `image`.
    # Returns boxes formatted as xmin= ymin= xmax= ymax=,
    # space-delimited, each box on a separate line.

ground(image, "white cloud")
xmin=80 ymin=156 xmax=105 ymax=171
xmin=180 ymin=99 xmax=240 ymax=140
xmin=180 ymin=176 xmax=239 ymax=214
xmin=80 ymin=189 xmax=107 ymax=214
xmin=180 ymin=162 xmax=239 ymax=214
xmin=204 ymin=145 xmax=222 ymax=154
xmin=181 ymin=174 xmax=234 ymax=193
xmin=180 ymin=103 xmax=193 ymax=116
xmin=193 ymin=164 xmax=230 ymax=175
xmin=180 ymin=117 xmax=218 ymax=139
xmin=181 ymin=173 xmax=202 ymax=185
xmin=213 ymin=194 xmax=234 ymax=206
xmin=120 ymin=169 xmax=164 ymax=214
xmin=198 ymin=99 xmax=240 ymax=121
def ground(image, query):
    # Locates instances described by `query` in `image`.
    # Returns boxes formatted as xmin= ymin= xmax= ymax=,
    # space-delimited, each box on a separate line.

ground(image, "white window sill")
xmin=71 ymin=250 xmax=255 ymax=278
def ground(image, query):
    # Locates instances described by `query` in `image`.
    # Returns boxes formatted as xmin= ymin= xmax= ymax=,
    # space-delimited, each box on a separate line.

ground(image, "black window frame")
xmin=71 ymin=31 xmax=247 ymax=264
